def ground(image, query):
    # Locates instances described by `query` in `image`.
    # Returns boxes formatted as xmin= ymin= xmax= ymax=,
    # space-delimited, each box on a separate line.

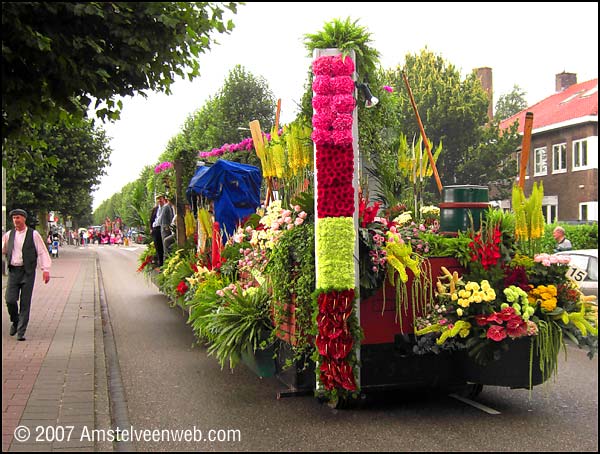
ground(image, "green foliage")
xmin=303 ymin=17 xmax=380 ymax=76
xmin=421 ymin=232 xmax=474 ymax=267
xmin=94 ymin=64 xmax=275 ymax=219
xmin=495 ymin=84 xmax=528 ymax=121
xmin=187 ymin=273 xmax=229 ymax=343
xmin=4 ymin=118 xmax=111 ymax=224
xmin=386 ymin=49 xmax=517 ymax=195
xmin=265 ymin=223 xmax=315 ymax=355
xmin=203 ymin=285 xmax=273 ymax=369
xmin=540 ymin=223 xmax=599 ymax=253
xmin=2 ymin=2 xmax=240 ymax=141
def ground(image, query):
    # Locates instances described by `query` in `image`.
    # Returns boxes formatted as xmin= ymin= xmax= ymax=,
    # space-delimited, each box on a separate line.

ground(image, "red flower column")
xmin=312 ymin=50 xmax=361 ymax=399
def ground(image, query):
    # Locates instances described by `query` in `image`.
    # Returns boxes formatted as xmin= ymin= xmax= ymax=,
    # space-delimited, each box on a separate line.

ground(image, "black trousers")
xmin=152 ymin=227 xmax=164 ymax=266
xmin=5 ymin=266 xmax=36 ymax=336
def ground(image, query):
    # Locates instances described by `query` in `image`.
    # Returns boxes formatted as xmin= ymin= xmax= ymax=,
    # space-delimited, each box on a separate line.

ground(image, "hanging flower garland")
xmin=312 ymin=53 xmax=360 ymax=401
xmin=154 ymin=161 xmax=173 ymax=174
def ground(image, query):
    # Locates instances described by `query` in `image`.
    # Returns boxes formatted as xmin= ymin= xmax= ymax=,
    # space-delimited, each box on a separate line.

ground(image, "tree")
xmin=382 ymin=49 xmax=522 ymax=200
xmin=158 ymin=65 xmax=276 ymax=191
xmin=5 ymin=118 xmax=111 ymax=229
xmin=92 ymin=65 xmax=276 ymax=222
xmin=495 ymin=84 xmax=528 ymax=121
xmin=2 ymin=2 xmax=240 ymax=141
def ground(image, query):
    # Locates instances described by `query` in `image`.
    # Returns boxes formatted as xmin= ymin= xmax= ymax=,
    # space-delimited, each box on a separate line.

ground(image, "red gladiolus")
xmin=486 ymin=324 xmax=507 ymax=341
xmin=176 ymin=281 xmax=189 ymax=296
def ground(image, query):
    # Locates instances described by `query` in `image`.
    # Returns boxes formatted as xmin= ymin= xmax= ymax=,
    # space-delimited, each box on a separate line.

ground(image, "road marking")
xmin=449 ymin=393 xmax=501 ymax=415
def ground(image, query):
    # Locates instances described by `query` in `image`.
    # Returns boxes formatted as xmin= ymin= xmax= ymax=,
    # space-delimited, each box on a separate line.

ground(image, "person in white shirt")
xmin=2 ymin=209 xmax=51 ymax=341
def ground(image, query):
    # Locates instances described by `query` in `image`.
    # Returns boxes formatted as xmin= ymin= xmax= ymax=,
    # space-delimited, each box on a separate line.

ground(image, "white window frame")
xmin=573 ymin=138 xmax=588 ymax=170
xmin=572 ymin=136 xmax=598 ymax=171
xmin=542 ymin=195 xmax=558 ymax=224
xmin=552 ymin=143 xmax=567 ymax=174
xmin=579 ymin=202 xmax=598 ymax=221
xmin=534 ymin=147 xmax=547 ymax=176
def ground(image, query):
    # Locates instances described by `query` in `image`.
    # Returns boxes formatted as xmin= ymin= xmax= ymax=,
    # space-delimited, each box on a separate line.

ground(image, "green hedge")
xmin=540 ymin=223 xmax=598 ymax=253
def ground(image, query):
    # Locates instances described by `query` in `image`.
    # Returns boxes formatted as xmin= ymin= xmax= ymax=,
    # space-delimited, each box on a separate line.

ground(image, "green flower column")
xmin=311 ymin=49 xmax=361 ymax=401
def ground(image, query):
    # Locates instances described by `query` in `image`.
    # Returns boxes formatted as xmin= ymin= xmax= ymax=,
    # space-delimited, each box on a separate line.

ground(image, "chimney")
xmin=555 ymin=72 xmax=577 ymax=92
xmin=476 ymin=67 xmax=493 ymax=122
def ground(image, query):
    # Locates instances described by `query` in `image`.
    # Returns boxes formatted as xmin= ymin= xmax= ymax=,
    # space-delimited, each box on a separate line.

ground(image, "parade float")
xmin=138 ymin=32 xmax=597 ymax=408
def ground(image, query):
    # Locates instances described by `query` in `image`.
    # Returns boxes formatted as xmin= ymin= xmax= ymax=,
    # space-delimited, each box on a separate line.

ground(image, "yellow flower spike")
xmin=436 ymin=281 xmax=446 ymax=294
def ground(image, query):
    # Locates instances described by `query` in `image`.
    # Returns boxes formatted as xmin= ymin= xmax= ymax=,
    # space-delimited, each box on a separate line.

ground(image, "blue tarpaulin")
xmin=186 ymin=160 xmax=262 ymax=239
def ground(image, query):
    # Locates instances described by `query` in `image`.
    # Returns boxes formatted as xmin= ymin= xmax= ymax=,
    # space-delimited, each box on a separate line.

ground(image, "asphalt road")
xmin=96 ymin=244 xmax=598 ymax=452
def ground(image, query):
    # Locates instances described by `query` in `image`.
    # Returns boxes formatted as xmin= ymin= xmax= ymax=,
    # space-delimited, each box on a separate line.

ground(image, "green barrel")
xmin=439 ymin=185 xmax=489 ymax=233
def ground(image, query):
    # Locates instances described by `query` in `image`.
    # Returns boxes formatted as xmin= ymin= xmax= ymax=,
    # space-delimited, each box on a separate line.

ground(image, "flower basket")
xmin=459 ymin=337 xmax=552 ymax=389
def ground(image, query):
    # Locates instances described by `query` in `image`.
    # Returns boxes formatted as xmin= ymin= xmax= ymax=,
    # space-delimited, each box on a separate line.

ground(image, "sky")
xmin=92 ymin=2 xmax=599 ymax=210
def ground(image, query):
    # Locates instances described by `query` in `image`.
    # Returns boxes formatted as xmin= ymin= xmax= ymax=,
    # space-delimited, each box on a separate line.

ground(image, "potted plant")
xmin=201 ymin=284 xmax=276 ymax=377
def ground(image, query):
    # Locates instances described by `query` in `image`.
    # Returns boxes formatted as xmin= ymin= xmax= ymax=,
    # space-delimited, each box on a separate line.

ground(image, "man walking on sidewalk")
xmin=2 ymin=208 xmax=51 ymax=341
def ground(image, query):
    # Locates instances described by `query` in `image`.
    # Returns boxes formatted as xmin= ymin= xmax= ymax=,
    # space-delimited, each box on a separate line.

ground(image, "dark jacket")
xmin=6 ymin=228 xmax=38 ymax=273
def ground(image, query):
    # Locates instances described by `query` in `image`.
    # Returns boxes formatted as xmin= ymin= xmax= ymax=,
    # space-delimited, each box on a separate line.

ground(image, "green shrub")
xmin=541 ymin=223 xmax=598 ymax=252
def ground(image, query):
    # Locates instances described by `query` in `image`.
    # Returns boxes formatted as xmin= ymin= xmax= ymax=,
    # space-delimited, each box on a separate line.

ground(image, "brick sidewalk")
xmin=2 ymin=246 xmax=111 ymax=452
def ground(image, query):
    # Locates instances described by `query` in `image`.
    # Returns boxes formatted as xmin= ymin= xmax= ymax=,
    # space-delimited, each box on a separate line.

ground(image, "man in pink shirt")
xmin=2 ymin=209 xmax=51 ymax=341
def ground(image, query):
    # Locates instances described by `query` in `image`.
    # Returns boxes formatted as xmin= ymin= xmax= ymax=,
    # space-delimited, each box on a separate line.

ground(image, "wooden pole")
xmin=402 ymin=72 xmax=443 ymax=195
xmin=519 ymin=112 xmax=534 ymax=190
xmin=174 ymin=159 xmax=186 ymax=246
xmin=274 ymin=98 xmax=281 ymax=131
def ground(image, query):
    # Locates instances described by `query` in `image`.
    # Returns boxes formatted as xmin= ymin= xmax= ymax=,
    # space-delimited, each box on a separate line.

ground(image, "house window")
xmin=542 ymin=204 xmax=557 ymax=224
xmin=534 ymin=147 xmax=547 ymax=176
xmin=573 ymin=139 xmax=588 ymax=169
xmin=579 ymin=202 xmax=598 ymax=221
xmin=552 ymin=143 xmax=567 ymax=173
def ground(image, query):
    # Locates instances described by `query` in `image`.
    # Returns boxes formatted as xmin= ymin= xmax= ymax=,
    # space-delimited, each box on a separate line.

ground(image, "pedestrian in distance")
xmin=159 ymin=195 xmax=175 ymax=263
xmin=553 ymin=226 xmax=573 ymax=252
xmin=151 ymin=194 xmax=165 ymax=267
xmin=2 ymin=209 xmax=51 ymax=341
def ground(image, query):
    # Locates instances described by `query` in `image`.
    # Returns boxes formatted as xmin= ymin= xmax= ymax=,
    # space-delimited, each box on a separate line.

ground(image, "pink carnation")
xmin=332 ymin=94 xmax=356 ymax=114
xmin=312 ymin=95 xmax=332 ymax=111
xmin=332 ymin=113 xmax=353 ymax=130
xmin=331 ymin=76 xmax=355 ymax=94
xmin=313 ymin=75 xmax=332 ymax=95
xmin=311 ymin=128 xmax=333 ymax=146
xmin=332 ymin=129 xmax=354 ymax=146
xmin=312 ymin=110 xmax=335 ymax=130
xmin=312 ymin=56 xmax=333 ymax=76
xmin=331 ymin=55 xmax=355 ymax=76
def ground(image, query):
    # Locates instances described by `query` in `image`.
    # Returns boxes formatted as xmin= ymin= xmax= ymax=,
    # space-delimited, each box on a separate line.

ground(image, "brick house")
xmin=499 ymin=73 xmax=598 ymax=222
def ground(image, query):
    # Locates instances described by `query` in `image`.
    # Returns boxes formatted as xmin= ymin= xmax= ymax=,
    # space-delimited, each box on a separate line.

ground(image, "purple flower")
xmin=383 ymin=85 xmax=394 ymax=93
